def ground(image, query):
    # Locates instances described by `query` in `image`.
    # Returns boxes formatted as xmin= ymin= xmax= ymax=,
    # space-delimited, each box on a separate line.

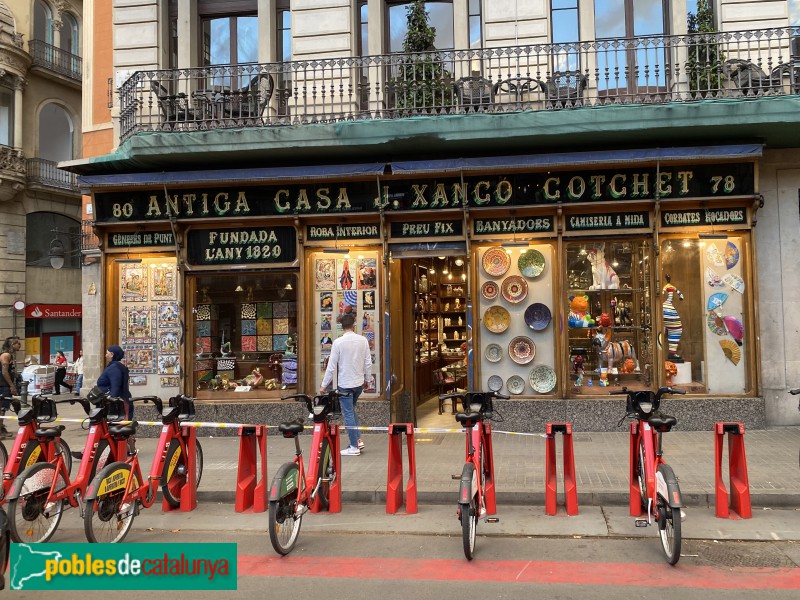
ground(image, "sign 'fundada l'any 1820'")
xmin=92 ymin=163 xmax=755 ymax=222
xmin=186 ymin=226 xmax=297 ymax=266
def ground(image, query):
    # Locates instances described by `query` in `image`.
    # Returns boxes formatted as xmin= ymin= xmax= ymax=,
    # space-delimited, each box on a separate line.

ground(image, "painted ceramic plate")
xmin=501 ymin=275 xmax=528 ymax=304
xmin=706 ymin=267 xmax=725 ymax=288
xmin=506 ymin=375 xmax=526 ymax=395
xmin=482 ymin=247 xmax=511 ymax=277
xmin=723 ymin=273 xmax=745 ymax=294
xmin=707 ymin=292 xmax=728 ymax=311
xmin=487 ymin=375 xmax=503 ymax=392
xmin=508 ymin=336 xmax=536 ymax=365
xmin=529 ymin=365 xmax=557 ymax=394
xmin=483 ymin=306 xmax=511 ymax=334
xmin=524 ymin=303 xmax=552 ymax=331
xmin=706 ymin=310 xmax=727 ymax=336
xmin=481 ymin=281 xmax=499 ymax=300
xmin=706 ymin=244 xmax=724 ymax=267
xmin=518 ymin=249 xmax=546 ymax=278
xmin=484 ymin=343 xmax=503 ymax=363
xmin=724 ymin=241 xmax=740 ymax=270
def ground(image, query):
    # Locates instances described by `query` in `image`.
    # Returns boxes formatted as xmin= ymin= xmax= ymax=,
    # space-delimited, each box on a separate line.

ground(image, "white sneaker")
xmin=357 ymin=439 xmax=365 ymax=450
xmin=340 ymin=446 xmax=360 ymax=456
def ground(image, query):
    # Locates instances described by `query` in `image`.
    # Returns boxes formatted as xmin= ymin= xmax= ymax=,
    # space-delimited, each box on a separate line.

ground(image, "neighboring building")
xmin=0 ymin=0 xmax=83 ymax=374
xmin=68 ymin=1 xmax=800 ymax=430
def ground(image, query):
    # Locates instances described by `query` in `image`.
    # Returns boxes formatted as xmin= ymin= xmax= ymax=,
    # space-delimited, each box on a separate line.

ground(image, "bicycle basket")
xmin=36 ymin=398 xmax=58 ymax=423
xmin=106 ymin=399 xmax=128 ymax=422
xmin=630 ymin=391 xmax=657 ymax=416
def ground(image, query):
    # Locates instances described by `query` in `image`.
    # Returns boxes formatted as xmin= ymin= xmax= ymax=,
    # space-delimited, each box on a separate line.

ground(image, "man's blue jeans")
xmin=338 ymin=385 xmax=363 ymax=449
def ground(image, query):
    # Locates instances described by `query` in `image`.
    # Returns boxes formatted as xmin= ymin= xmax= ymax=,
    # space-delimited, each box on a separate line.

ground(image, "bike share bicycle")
xmin=440 ymin=390 xmax=507 ymax=560
xmin=267 ymin=390 xmax=343 ymax=555
xmin=82 ymin=394 xmax=204 ymax=543
xmin=612 ymin=385 xmax=685 ymax=565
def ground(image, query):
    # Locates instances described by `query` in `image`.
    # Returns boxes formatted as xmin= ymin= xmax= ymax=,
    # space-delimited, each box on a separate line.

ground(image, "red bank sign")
xmin=25 ymin=304 xmax=82 ymax=319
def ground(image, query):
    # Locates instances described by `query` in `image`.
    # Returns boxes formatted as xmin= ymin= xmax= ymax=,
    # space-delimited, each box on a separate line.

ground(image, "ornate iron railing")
xmin=26 ymin=158 xmax=79 ymax=192
xmin=29 ymin=40 xmax=82 ymax=81
xmin=118 ymin=27 xmax=800 ymax=142
xmin=81 ymin=219 xmax=100 ymax=253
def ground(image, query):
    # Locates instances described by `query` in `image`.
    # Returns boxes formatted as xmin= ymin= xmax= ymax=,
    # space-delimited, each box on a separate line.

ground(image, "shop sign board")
xmin=660 ymin=207 xmax=748 ymax=228
xmin=186 ymin=226 xmax=297 ymax=266
xmin=305 ymin=223 xmax=380 ymax=242
xmin=565 ymin=210 xmax=651 ymax=233
xmin=107 ymin=231 xmax=175 ymax=248
xmin=472 ymin=216 xmax=555 ymax=236
xmin=93 ymin=163 xmax=755 ymax=222
xmin=389 ymin=220 xmax=463 ymax=239
xmin=25 ymin=304 xmax=82 ymax=319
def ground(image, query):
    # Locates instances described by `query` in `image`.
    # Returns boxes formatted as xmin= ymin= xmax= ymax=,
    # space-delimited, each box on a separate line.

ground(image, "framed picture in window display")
xmin=566 ymin=240 xmax=653 ymax=393
xmin=660 ymin=235 xmax=750 ymax=394
xmin=477 ymin=244 xmax=556 ymax=396
xmin=190 ymin=272 xmax=298 ymax=395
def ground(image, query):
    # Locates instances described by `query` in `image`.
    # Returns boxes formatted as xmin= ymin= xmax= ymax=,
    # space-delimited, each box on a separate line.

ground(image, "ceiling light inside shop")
xmin=455 ymin=258 xmax=464 ymax=266
xmin=235 ymin=285 xmax=243 ymax=292
xmin=683 ymin=240 xmax=692 ymax=248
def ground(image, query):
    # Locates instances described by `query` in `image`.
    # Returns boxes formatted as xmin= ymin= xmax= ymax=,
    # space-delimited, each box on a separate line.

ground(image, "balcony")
xmin=81 ymin=219 xmax=100 ymax=254
xmin=28 ymin=40 xmax=82 ymax=84
xmin=26 ymin=158 xmax=80 ymax=194
xmin=118 ymin=27 xmax=800 ymax=144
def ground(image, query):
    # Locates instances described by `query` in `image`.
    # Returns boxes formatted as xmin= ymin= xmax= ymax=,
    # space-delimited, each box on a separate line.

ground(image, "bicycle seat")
xmin=109 ymin=421 xmax=139 ymax=437
xmin=33 ymin=425 xmax=66 ymax=439
xmin=278 ymin=420 xmax=304 ymax=437
xmin=649 ymin=413 xmax=677 ymax=431
xmin=455 ymin=411 xmax=481 ymax=427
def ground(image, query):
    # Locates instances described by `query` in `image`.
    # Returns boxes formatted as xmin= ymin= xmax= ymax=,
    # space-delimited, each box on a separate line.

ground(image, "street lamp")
xmin=48 ymin=238 xmax=66 ymax=270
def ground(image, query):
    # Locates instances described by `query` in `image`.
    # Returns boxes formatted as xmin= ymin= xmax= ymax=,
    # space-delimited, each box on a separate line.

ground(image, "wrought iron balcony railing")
xmin=118 ymin=27 xmax=800 ymax=143
xmin=81 ymin=219 xmax=100 ymax=254
xmin=26 ymin=158 xmax=79 ymax=192
xmin=29 ymin=39 xmax=82 ymax=82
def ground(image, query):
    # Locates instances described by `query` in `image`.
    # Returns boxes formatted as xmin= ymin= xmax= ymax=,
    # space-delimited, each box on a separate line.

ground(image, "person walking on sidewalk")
xmin=73 ymin=349 xmax=84 ymax=396
xmin=53 ymin=350 xmax=72 ymax=395
xmin=0 ymin=336 xmax=21 ymax=439
xmin=320 ymin=313 xmax=371 ymax=456
xmin=97 ymin=345 xmax=133 ymax=419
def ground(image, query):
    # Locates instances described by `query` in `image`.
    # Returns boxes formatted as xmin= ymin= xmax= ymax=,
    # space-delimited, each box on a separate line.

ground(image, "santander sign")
xmin=25 ymin=304 xmax=82 ymax=319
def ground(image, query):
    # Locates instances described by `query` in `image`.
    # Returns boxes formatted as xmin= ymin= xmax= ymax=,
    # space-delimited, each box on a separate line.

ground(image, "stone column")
xmin=177 ymin=0 xmax=198 ymax=68
xmin=13 ymin=76 xmax=24 ymax=149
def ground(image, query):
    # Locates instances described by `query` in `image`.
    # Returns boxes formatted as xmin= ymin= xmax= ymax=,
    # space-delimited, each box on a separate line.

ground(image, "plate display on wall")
xmin=483 ymin=306 xmax=511 ymax=333
xmin=484 ymin=343 xmax=503 ymax=363
xmin=501 ymin=275 xmax=528 ymax=304
xmin=508 ymin=336 xmax=536 ymax=364
xmin=482 ymin=247 xmax=511 ymax=277
xmin=529 ymin=365 xmax=557 ymax=394
xmin=481 ymin=281 xmax=499 ymax=300
xmin=487 ymin=375 xmax=503 ymax=392
xmin=524 ymin=303 xmax=552 ymax=331
xmin=506 ymin=375 xmax=526 ymax=395
xmin=518 ymin=249 xmax=546 ymax=278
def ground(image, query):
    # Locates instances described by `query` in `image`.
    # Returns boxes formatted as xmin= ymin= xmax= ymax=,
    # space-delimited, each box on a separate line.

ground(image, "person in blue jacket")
xmin=97 ymin=345 xmax=133 ymax=419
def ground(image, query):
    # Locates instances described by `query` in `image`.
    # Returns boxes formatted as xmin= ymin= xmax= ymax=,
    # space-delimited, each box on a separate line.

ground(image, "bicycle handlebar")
xmin=790 ymin=389 xmax=800 ymax=395
xmin=281 ymin=391 xmax=342 ymax=422
xmin=613 ymin=386 xmax=684 ymax=426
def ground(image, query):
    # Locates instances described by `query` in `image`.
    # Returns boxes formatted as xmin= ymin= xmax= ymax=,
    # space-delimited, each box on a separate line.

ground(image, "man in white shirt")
xmin=320 ymin=313 xmax=371 ymax=456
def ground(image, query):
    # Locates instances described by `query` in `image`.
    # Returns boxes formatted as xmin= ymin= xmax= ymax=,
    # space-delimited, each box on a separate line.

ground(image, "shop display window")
xmin=477 ymin=244 xmax=556 ymax=396
xmin=660 ymin=235 xmax=749 ymax=394
xmin=565 ymin=240 xmax=653 ymax=392
xmin=191 ymin=272 xmax=298 ymax=393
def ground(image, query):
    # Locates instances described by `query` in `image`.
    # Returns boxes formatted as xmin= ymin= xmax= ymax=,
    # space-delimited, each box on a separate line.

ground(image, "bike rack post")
xmin=714 ymin=422 xmax=752 ymax=519
xmin=162 ymin=424 xmax=198 ymax=512
xmin=235 ymin=425 xmax=268 ymax=513
xmin=310 ymin=421 xmax=342 ymax=514
xmin=386 ymin=423 xmax=417 ymax=514
xmin=482 ymin=421 xmax=497 ymax=515
xmin=629 ymin=422 xmax=643 ymax=517
xmin=544 ymin=422 xmax=579 ymax=516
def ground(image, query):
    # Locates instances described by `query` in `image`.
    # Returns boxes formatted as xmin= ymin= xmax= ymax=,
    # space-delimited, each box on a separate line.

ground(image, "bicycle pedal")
xmin=451 ymin=475 xmax=460 ymax=480
xmin=485 ymin=517 xmax=500 ymax=524
xmin=634 ymin=518 xmax=649 ymax=528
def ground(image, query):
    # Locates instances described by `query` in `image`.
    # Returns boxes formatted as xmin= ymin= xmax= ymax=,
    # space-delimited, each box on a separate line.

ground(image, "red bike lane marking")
xmin=239 ymin=555 xmax=800 ymax=590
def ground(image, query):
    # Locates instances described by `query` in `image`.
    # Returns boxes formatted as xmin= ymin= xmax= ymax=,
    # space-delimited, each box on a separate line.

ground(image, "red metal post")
xmin=545 ymin=422 xmax=578 ymax=516
xmin=386 ymin=423 xmax=417 ymax=514
xmin=714 ymin=422 xmax=752 ymax=519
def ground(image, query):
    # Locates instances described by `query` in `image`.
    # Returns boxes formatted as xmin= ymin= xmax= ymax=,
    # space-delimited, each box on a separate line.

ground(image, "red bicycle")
xmin=5 ymin=387 xmax=127 ymax=543
xmin=82 ymin=394 xmax=204 ymax=543
xmin=441 ymin=390 xmax=506 ymax=560
xmin=0 ymin=396 xmax=73 ymax=502
xmin=267 ymin=391 xmax=342 ymax=555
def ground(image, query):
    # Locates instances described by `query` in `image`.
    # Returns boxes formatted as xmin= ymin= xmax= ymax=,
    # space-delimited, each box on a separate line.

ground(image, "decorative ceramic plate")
xmin=481 ymin=281 xmax=499 ymax=301
xmin=706 ymin=267 xmax=725 ymax=288
xmin=707 ymin=292 xmax=728 ymax=311
xmin=508 ymin=336 xmax=536 ymax=364
xmin=506 ymin=375 xmax=526 ymax=395
xmin=518 ymin=249 xmax=546 ymax=278
xmin=524 ymin=303 xmax=552 ymax=331
xmin=723 ymin=273 xmax=745 ymax=294
xmin=484 ymin=343 xmax=503 ymax=363
xmin=706 ymin=244 xmax=724 ymax=267
xmin=483 ymin=306 xmax=511 ymax=333
xmin=706 ymin=310 xmax=727 ymax=336
xmin=482 ymin=247 xmax=511 ymax=277
xmin=724 ymin=241 xmax=739 ymax=270
xmin=529 ymin=365 xmax=557 ymax=394
xmin=487 ymin=375 xmax=503 ymax=392
xmin=501 ymin=275 xmax=528 ymax=304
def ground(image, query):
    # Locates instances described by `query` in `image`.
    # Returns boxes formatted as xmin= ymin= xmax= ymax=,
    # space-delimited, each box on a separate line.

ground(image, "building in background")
xmin=67 ymin=1 xmax=800 ymax=430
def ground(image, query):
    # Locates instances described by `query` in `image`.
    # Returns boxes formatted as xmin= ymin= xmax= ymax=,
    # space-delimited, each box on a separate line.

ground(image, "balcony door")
xmin=594 ymin=0 xmax=669 ymax=100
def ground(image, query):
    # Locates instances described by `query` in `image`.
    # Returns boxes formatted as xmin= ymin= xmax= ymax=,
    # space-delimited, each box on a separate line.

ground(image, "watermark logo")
xmin=10 ymin=543 xmax=237 ymax=590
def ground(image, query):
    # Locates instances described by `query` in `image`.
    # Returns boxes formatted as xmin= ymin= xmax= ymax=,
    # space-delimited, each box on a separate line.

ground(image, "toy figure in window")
xmin=587 ymin=247 xmax=619 ymax=290
xmin=661 ymin=274 xmax=685 ymax=362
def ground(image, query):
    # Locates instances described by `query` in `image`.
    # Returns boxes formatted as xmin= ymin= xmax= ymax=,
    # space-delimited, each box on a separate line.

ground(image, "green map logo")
xmin=10 ymin=543 xmax=237 ymax=590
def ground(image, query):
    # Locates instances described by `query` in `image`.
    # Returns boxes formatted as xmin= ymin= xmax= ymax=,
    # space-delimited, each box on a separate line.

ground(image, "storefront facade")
xmin=83 ymin=144 xmax=766 ymax=431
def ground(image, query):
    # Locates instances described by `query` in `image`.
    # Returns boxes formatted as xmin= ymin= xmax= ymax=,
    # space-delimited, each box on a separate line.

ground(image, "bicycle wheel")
xmin=161 ymin=438 xmax=204 ymax=508
xmin=315 ymin=438 xmax=335 ymax=510
xmin=657 ymin=465 xmax=682 ymax=565
xmin=459 ymin=462 xmax=478 ymax=561
xmin=7 ymin=462 xmax=66 ymax=543
xmin=84 ymin=462 xmax=140 ymax=543
xmin=637 ymin=438 xmax=648 ymax=510
xmin=18 ymin=439 xmax=72 ymax=476
xmin=268 ymin=462 xmax=303 ymax=555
